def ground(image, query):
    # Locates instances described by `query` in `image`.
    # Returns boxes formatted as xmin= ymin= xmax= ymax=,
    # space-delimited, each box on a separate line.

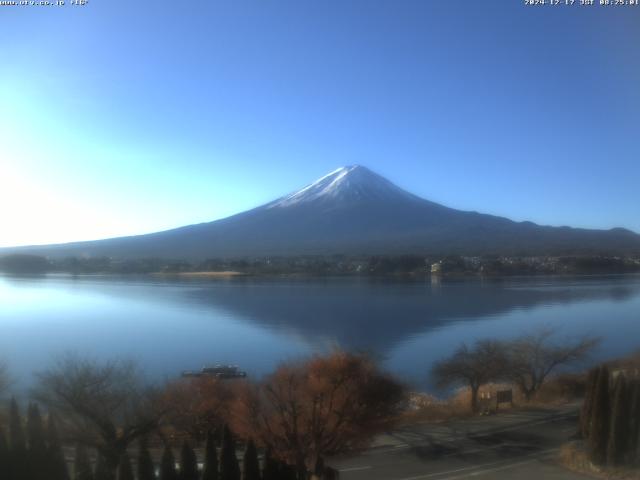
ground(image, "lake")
xmin=1 ymin=274 xmax=639 ymax=394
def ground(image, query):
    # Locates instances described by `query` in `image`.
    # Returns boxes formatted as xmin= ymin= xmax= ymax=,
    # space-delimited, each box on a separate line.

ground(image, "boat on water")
xmin=181 ymin=364 xmax=247 ymax=379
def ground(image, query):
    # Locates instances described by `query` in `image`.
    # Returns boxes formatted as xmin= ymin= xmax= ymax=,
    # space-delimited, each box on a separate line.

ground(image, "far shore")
xmin=151 ymin=270 xmax=246 ymax=278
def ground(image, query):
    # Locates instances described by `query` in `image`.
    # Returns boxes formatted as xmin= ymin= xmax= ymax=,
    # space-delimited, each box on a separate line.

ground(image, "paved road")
xmin=329 ymin=405 xmax=590 ymax=480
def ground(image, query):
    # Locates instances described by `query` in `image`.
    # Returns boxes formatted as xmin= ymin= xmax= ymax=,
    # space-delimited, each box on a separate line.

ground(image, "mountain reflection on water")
xmin=1 ymin=274 xmax=639 ymax=393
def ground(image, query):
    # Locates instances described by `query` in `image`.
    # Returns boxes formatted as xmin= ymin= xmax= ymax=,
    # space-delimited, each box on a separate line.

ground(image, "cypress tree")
xmin=588 ymin=365 xmax=611 ymax=465
xmin=219 ymin=426 xmax=240 ymax=480
xmin=117 ymin=453 xmax=135 ymax=480
xmin=277 ymin=461 xmax=296 ymax=480
xmin=27 ymin=403 xmax=47 ymax=454
xmin=628 ymin=381 xmax=640 ymax=465
xmin=242 ymin=439 xmax=260 ymax=480
xmin=74 ymin=444 xmax=94 ymax=480
xmin=9 ymin=398 xmax=26 ymax=452
xmin=180 ymin=441 xmax=199 ymax=480
xmin=608 ymin=375 xmax=631 ymax=466
xmin=137 ymin=437 xmax=156 ymax=480
xmin=9 ymin=397 xmax=27 ymax=480
xmin=0 ymin=428 xmax=9 ymax=480
xmin=202 ymin=431 xmax=218 ymax=480
xmin=27 ymin=403 xmax=47 ymax=480
xmin=313 ymin=457 xmax=325 ymax=478
xmin=580 ymin=368 xmax=599 ymax=439
xmin=94 ymin=454 xmax=115 ymax=480
xmin=47 ymin=414 xmax=70 ymax=480
xmin=261 ymin=448 xmax=278 ymax=480
xmin=160 ymin=445 xmax=178 ymax=480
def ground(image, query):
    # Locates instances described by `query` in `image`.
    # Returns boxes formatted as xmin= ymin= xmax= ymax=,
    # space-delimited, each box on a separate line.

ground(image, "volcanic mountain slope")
xmin=4 ymin=165 xmax=640 ymax=259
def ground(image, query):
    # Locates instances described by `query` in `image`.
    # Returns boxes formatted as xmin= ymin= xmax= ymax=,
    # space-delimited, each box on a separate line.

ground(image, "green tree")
xmin=277 ymin=461 xmax=296 ymax=480
xmin=27 ymin=403 xmax=47 ymax=480
xmin=94 ymin=454 xmax=115 ymax=480
xmin=137 ymin=437 xmax=156 ymax=480
xmin=579 ymin=368 xmax=599 ymax=439
xmin=242 ymin=439 xmax=260 ymax=480
xmin=9 ymin=398 xmax=28 ymax=480
xmin=607 ymin=376 xmax=630 ymax=466
xmin=0 ymin=428 xmax=9 ymax=480
xmin=9 ymin=398 xmax=26 ymax=452
xmin=629 ymin=380 xmax=640 ymax=464
xmin=219 ymin=426 xmax=240 ymax=480
xmin=180 ymin=441 xmax=199 ymax=480
xmin=47 ymin=414 xmax=70 ymax=480
xmin=202 ymin=431 xmax=219 ymax=480
xmin=117 ymin=453 xmax=135 ymax=480
xmin=160 ymin=445 xmax=178 ymax=480
xmin=588 ymin=365 xmax=610 ymax=465
xmin=260 ymin=448 xmax=278 ymax=480
xmin=74 ymin=444 xmax=94 ymax=480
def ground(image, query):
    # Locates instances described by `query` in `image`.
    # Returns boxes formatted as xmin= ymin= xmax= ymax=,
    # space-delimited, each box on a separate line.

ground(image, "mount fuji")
xmin=4 ymin=165 xmax=640 ymax=259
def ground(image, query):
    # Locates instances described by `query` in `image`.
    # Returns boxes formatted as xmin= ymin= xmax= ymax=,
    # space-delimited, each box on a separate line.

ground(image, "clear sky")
xmin=1 ymin=1 xmax=639 ymax=247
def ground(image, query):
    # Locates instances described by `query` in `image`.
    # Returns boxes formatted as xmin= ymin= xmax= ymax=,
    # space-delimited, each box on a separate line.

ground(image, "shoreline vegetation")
xmin=2 ymin=334 xmax=625 ymax=480
xmin=1 ymin=253 xmax=640 ymax=277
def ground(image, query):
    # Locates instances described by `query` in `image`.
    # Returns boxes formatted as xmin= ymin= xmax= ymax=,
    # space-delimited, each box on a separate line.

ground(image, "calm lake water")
xmin=1 ymin=274 xmax=639 ymax=394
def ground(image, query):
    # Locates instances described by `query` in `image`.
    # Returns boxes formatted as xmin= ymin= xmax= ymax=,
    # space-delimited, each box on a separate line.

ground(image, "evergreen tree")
xmin=242 ymin=439 xmax=260 ymax=480
xmin=277 ymin=461 xmax=296 ymax=480
xmin=219 ymin=426 xmax=240 ymax=480
xmin=137 ymin=437 xmax=156 ymax=480
xmin=94 ymin=454 xmax=115 ymax=480
xmin=74 ymin=444 xmax=94 ymax=480
xmin=180 ymin=441 xmax=199 ymax=480
xmin=608 ymin=375 xmax=630 ymax=466
xmin=117 ymin=453 xmax=135 ymax=480
xmin=47 ymin=414 xmax=70 ymax=480
xmin=9 ymin=398 xmax=26 ymax=452
xmin=260 ymin=448 xmax=278 ymax=480
xmin=202 ymin=431 xmax=219 ymax=480
xmin=9 ymin=397 xmax=28 ymax=480
xmin=160 ymin=445 xmax=178 ymax=480
xmin=628 ymin=381 xmax=640 ymax=464
xmin=27 ymin=403 xmax=47 ymax=453
xmin=588 ymin=365 xmax=611 ymax=465
xmin=580 ymin=368 xmax=599 ymax=438
xmin=0 ymin=428 xmax=9 ymax=480
xmin=27 ymin=403 xmax=47 ymax=480
xmin=313 ymin=457 xmax=325 ymax=478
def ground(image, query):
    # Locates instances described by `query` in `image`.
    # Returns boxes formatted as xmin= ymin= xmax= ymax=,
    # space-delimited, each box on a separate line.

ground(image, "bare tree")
xmin=232 ymin=351 xmax=405 ymax=478
xmin=32 ymin=354 xmax=164 ymax=475
xmin=505 ymin=328 xmax=599 ymax=401
xmin=432 ymin=339 xmax=507 ymax=412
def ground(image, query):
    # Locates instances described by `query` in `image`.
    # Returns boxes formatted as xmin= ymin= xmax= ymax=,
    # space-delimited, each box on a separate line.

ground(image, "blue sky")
xmin=1 ymin=1 xmax=639 ymax=247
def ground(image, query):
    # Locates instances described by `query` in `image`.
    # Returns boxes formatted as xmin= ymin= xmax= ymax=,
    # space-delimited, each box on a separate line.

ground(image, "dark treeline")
xmin=0 ymin=401 xmax=307 ymax=480
xmin=1 ymin=253 xmax=639 ymax=276
xmin=0 ymin=351 xmax=400 ymax=480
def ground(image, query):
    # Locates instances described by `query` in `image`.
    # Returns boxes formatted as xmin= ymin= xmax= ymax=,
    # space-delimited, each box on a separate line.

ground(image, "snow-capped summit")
xmin=268 ymin=165 xmax=416 ymax=208
xmin=3 ymin=165 xmax=640 ymax=259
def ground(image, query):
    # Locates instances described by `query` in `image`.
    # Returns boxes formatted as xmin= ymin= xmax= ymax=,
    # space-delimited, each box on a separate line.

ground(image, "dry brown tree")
xmin=159 ymin=376 xmax=234 ymax=441
xmin=231 ymin=351 xmax=406 ymax=478
xmin=505 ymin=328 xmax=599 ymax=401
xmin=432 ymin=339 xmax=507 ymax=412
xmin=32 ymin=354 xmax=164 ymax=476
